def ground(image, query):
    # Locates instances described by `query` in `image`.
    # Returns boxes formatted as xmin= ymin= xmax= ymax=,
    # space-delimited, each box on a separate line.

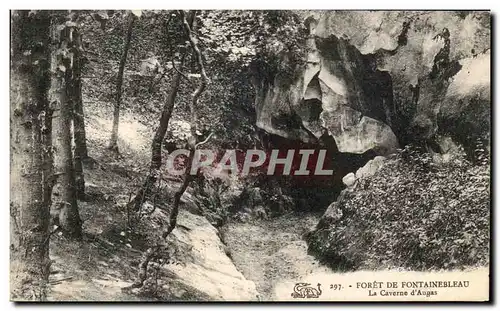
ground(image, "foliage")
xmin=247 ymin=11 xmax=309 ymax=87
xmin=179 ymin=11 xmax=311 ymax=220
xmin=193 ymin=10 xmax=309 ymax=147
xmin=80 ymin=10 xmax=309 ymax=154
xmin=165 ymin=120 xmax=192 ymax=146
xmin=307 ymin=145 xmax=490 ymax=271
xmin=198 ymin=10 xmax=306 ymax=66
xmin=191 ymin=173 xmax=298 ymax=226
xmin=191 ymin=176 xmax=232 ymax=227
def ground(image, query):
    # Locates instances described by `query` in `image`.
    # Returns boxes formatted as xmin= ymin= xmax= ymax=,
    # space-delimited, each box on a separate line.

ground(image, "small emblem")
xmin=291 ymin=282 xmax=322 ymax=298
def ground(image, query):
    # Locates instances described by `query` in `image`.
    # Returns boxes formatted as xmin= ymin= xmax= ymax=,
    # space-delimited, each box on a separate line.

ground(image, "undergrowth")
xmin=307 ymin=145 xmax=490 ymax=271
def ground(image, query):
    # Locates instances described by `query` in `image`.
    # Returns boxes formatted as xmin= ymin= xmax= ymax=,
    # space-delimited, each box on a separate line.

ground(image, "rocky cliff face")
xmin=255 ymin=30 xmax=399 ymax=155
xmin=254 ymin=11 xmax=490 ymax=160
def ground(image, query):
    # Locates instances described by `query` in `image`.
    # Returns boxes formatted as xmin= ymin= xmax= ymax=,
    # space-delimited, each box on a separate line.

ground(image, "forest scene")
xmin=10 ymin=10 xmax=490 ymax=301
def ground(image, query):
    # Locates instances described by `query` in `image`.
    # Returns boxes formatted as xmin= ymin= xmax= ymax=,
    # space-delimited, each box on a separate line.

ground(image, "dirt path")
xmin=222 ymin=212 xmax=331 ymax=301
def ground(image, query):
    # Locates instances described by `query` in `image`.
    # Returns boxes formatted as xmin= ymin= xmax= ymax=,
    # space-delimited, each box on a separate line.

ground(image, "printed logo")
xmin=291 ymin=282 xmax=322 ymax=298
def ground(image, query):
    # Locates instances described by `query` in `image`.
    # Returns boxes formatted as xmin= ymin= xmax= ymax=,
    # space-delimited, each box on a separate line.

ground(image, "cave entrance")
xmin=254 ymin=128 xmax=377 ymax=213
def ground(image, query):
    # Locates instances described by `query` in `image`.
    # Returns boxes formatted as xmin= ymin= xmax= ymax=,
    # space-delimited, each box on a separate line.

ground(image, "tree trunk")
xmin=72 ymin=54 xmax=89 ymax=160
xmin=108 ymin=14 xmax=135 ymax=152
xmin=10 ymin=10 xmax=52 ymax=301
xmin=129 ymin=57 xmax=184 ymax=212
xmin=129 ymin=12 xmax=195 ymax=213
xmin=69 ymin=22 xmax=87 ymax=199
xmin=130 ymin=10 xmax=209 ymax=289
xmin=42 ymin=100 xmax=55 ymax=219
xmin=50 ymin=17 xmax=83 ymax=240
xmin=165 ymin=8 xmax=209 ymax=237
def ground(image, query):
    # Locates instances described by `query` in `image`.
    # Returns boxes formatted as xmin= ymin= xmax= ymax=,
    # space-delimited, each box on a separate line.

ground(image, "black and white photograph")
xmin=9 ymin=9 xmax=491 ymax=302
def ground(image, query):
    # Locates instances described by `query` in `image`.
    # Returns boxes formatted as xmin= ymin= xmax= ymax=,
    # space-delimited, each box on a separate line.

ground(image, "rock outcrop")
xmin=146 ymin=209 xmax=259 ymax=301
xmin=355 ymin=156 xmax=386 ymax=180
xmin=254 ymin=11 xmax=490 ymax=159
xmin=313 ymin=11 xmax=491 ymax=151
xmin=341 ymin=156 xmax=387 ymax=187
xmin=342 ymin=173 xmax=356 ymax=187
xmin=254 ymin=23 xmax=399 ymax=156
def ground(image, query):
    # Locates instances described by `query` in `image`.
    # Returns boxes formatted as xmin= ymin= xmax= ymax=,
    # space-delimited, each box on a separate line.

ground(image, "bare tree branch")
xmin=195 ymin=132 xmax=214 ymax=148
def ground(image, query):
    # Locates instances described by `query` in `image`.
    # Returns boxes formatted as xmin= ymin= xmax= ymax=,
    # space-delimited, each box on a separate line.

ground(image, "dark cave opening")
xmin=254 ymin=128 xmax=378 ymax=213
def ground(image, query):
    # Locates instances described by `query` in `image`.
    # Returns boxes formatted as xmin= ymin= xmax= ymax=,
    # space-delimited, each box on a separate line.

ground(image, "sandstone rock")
xmin=355 ymin=156 xmax=386 ymax=180
xmin=149 ymin=210 xmax=259 ymax=301
xmin=253 ymin=11 xmax=489 ymax=176
xmin=342 ymin=172 xmax=356 ymax=187
xmin=254 ymin=33 xmax=399 ymax=155
xmin=341 ymin=156 xmax=386 ymax=188
xmin=437 ymin=52 xmax=491 ymax=145
xmin=313 ymin=11 xmax=490 ymax=150
xmin=321 ymin=111 xmax=398 ymax=155
xmin=314 ymin=11 xmax=489 ymax=60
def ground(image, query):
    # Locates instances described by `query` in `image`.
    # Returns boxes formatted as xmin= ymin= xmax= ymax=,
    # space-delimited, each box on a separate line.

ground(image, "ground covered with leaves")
xmin=223 ymin=212 xmax=326 ymax=300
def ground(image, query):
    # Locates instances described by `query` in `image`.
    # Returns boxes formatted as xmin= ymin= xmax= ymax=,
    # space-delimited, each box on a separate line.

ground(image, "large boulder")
xmin=254 ymin=29 xmax=399 ymax=155
xmin=341 ymin=156 xmax=386 ymax=187
xmin=342 ymin=173 xmax=356 ymax=187
xmin=314 ymin=11 xmax=491 ymax=150
xmin=355 ymin=156 xmax=386 ymax=180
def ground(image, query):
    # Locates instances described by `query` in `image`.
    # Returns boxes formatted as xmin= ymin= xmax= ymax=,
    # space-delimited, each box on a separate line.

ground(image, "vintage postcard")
xmin=10 ymin=9 xmax=490 ymax=302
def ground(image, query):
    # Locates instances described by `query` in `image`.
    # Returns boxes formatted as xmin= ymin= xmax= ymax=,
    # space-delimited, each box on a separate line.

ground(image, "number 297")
xmin=330 ymin=284 xmax=342 ymax=290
